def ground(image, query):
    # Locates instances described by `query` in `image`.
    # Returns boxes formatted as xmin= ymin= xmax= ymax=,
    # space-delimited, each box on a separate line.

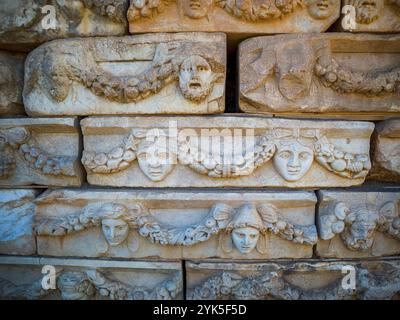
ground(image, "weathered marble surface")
xmin=339 ymin=0 xmax=400 ymax=33
xmin=0 ymin=118 xmax=83 ymax=187
xmin=0 ymin=189 xmax=41 ymax=255
xmin=0 ymin=0 xmax=129 ymax=51
xmin=186 ymin=259 xmax=400 ymax=300
xmin=81 ymin=116 xmax=374 ymax=188
xmin=23 ymin=33 xmax=226 ymax=116
xmin=34 ymin=189 xmax=317 ymax=259
xmin=127 ymin=0 xmax=340 ymax=34
xmin=316 ymin=189 xmax=400 ymax=258
xmin=0 ymin=256 xmax=182 ymax=300
xmin=368 ymin=119 xmax=400 ymax=182
xmin=239 ymin=34 xmax=400 ymax=120
xmin=0 ymin=51 xmax=25 ymax=117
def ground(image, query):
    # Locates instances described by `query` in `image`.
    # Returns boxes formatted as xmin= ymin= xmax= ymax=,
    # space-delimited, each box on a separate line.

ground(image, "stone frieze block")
xmin=0 ymin=189 xmax=41 ymax=255
xmin=186 ymin=259 xmax=400 ymax=300
xmin=23 ymin=33 xmax=226 ymax=116
xmin=81 ymin=116 xmax=374 ymax=188
xmin=0 ymin=118 xmax=83 ymax=187
xmin=0 ymin=0 xmax=129 ymax=51
xmin=316 ymin=189 xmax=400 ymax=258
xmin=0 ymin=51 xmax=25 ymax=117
xmin=368 ymin=119 xmax=400 ymax=182
xmin=0 ymin=256 xmax=182 ymax=300
xmin=239 ymin=34 xmax=400 ymax=120
xmin=34 ymin=189 xmax=317 ymax=259
xmin=127 ymin=0 xmax=341 ymax=34
xmin=339 ymin=0 xmax=400 ymax=33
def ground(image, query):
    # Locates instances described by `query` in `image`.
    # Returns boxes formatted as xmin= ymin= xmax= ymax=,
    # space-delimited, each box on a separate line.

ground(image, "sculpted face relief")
xmin=306 ymin=0 xmax=335 ymax=19
xmin=137 ymin=142 xmax=175 ymax=182
xmin=101 ymin=218 xmax=129 ymax=246
xmin=273 ymin=140 xmax=314 ymax=182
xmin=355 ymin=0 xmax=381 ymax=24
xmin=179 ymin=55 xmax=214 ymax=102
xmin=232 ymin=226 xmax=260 ymax=254
xmin=276 ymin=43 xmax=314 ymax=101
xmin=182 ymin=0 xmax=213 ymax=18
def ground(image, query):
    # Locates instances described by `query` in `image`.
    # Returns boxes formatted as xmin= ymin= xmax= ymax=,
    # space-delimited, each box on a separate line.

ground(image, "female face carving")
xmin=306 ymin=0 xmax=336 ymax=19
xmin=179 ymin=55 xmax=214 ymax=103
xmin=101 ymin=218 xmax=129 ymax=246
xmin=231 ymin=226 xmax=260 ymax=254
xmin=182 ymin=0 xmax=213 ymax=18
xmin=273 ymin=141 xmax=314 ymax=181
xmin=137 ymin=143 xmax=175 ymax=181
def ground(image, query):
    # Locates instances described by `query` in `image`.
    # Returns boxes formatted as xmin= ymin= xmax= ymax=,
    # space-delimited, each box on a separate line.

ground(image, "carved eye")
xmin=117 ymin=226 xmax=125 ymax=231
xmin=197 ymin=65 xmax=208 ymax=72
xmin=250 ymin=234 xmax=257 ymax=239
xmin=138 ymin=153 xmax=148 ymax=160
xmin=239 ymin=233 xmax=245 ymax=238
xmin=157 ymin=152 xmax=168 ymax=160
xmin=278 ymin=151 xmax=291 ymax=159
xmin=299 ymin=152 xmax=310 ymax=161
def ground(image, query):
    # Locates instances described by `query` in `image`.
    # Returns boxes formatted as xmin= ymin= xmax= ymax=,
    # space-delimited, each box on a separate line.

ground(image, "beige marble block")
xmin=316 ymin=189 xmax=400 ymax=258
xmin=338 ymin=0 xmax=400 ymax=33
xmin=0 ymin=256 xmax=182 ymax=300
xmin=239 ymin=34 xmax=400 ymax=120
xmin=0 ymin=189 xmax=41 ymax=255
xmin=0 ymin=51 xmax=25 ymax=117
xmin=186 ymin=259 xmax=400 ymax=300
xmin=34 ymin=189 xmax=317 ymax=259
xmin=0 ymin=0 xmax=129 ymax=51
xmin=81 ymin=116 xmax=374 ymax=188
xmin=127 ymin=0 xmax=341 ymax=34
xmin=368 ymin=119 xmax=400 ymax=182
xmin=23 ymin=33 xmax=226 ymax=116
xmin=0 ymin=118 xmax=83 ymax=187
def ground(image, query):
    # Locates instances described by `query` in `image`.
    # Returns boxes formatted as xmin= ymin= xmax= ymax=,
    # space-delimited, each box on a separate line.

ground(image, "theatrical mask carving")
xmin=82 ymin=127 xmax=371 ymax=182
xmin=35 ymin=201 xmax=317 ymax=254
xmin=318 ymin=201 xmax=400 ymax=251
xmin=0 ymin=268 xmax=182 ymax=300
xmin=128 ymin=0 xmax=339 ymax=22
xmin=23 ymin=36 xmax=226 ymax=116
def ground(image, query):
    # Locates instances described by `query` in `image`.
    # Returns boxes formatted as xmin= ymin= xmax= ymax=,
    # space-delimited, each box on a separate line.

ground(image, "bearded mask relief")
xmin=273 ymin=140 xmax=314 ymax=182
xmin=179 ymin=55 xmax=215 ymax=103
xmin=305 ymin=0 xmax=337 ymax=19
xmin=347 ymin=0 xmax=382 ymax=24
xmin=182 ymin=0 xmax=213 ymax=18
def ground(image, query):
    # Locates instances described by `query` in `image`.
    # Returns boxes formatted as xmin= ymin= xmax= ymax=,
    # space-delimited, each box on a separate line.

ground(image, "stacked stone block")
xmin=0 ymin=0 xmax=399 ymax=300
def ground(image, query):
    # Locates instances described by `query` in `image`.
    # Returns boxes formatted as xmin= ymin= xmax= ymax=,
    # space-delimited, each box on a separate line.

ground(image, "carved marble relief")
xmin=239 ymin=34 xmax=400 ymax=119
xmin=340 ymin=0 xmax=400 ymax=32
xmin=0 ymin=257 xmax=182 ymax=300
xmin=186 ymin=259 xmax=400 ymax=300
xmin=127 ymin=0 xmax=340 ymax=34
xmin=34 ymin=189 xmax=317 ymax=259
xmin=23 ymin=33 xmax=226 ymax=116
xmin=0 ymin=189 xmax=41 ymax=255
xmin=0 ymin=0 xmax=129 ymax=51
xmin=0 ymin=118 xmax=82 ymax=187
xmin=81 ymin=116 xmax=374 ymax=188
xmin=316 ymin=190 xmax=400 ymax=258
xmin=0 ymin=51 xmax=25 ymax=116
xmin=368 ymin=119 xmax=400 ymax=182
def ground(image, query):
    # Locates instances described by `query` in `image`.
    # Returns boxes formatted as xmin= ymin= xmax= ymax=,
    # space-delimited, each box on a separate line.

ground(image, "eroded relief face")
xmin=101 ymin=218 xmax=129 ymax=246
xmin=344 ymin=212 xmax=378 ymax=251
xmin=273 ymin=141 xmax=314 ymax=181
xmin=179 ymin=55 xmax=214 ymax=103
xmin=355 ymin=0 xmax=381 ymax=24
xmin=306 ymin=0 xmax=336 ymax=19
xmin=231 ymin=226 xmax=260 ymax=254
xmin=276 ymin=43 xmax=314 ymax=101
xmin=182 ymin=0 xmax=213 ymax=18
xmin=137 ymin=143 xmax=175 ymax=181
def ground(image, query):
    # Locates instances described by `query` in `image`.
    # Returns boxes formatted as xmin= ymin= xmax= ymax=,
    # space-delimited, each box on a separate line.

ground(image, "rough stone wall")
xmin=0 ymin=0 xmax=399 ymax=300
